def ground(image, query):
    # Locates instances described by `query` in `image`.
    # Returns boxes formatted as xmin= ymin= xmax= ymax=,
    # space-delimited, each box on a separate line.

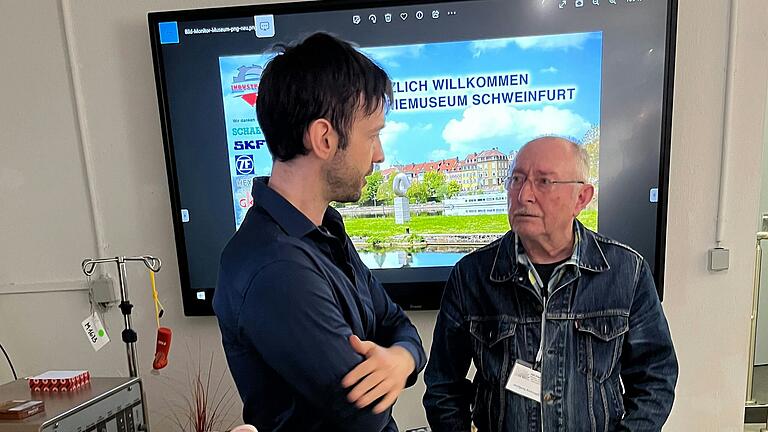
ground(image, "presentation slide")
xmin=219 ymin=32 xmax=601 ymax=269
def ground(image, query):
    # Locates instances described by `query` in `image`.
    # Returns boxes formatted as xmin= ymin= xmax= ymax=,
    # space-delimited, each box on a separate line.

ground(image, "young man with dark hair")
xmin=213 ymin=33 xmax=426 ymax=432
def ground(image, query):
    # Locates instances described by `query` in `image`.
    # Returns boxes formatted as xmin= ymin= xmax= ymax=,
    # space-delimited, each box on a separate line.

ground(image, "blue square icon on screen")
xmin=254 ymin=15 xmax=275 ymax=38
xmin=158 ymin=21 xmax=179 ymax=44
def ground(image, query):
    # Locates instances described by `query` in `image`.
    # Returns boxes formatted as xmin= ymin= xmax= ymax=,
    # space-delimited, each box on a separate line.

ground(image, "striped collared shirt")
xmin=513 ymin=224 xmax=582 ymax=297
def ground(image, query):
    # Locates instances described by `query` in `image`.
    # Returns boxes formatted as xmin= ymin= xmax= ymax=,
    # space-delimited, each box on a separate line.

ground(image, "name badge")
xmin=506 ymin=360 xmax=541 ymax=403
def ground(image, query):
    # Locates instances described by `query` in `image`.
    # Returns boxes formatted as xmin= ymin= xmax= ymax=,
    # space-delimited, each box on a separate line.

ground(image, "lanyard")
xmin=523 ymin=257 xmax=571 ymax=432
xmin=528 ymin=268 xmax=547 ymax=369
xmin=527 ymin=263 xmax=567 ymax=369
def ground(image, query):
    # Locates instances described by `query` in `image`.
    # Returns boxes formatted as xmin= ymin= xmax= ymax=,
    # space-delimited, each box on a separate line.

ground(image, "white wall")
xmin=0 ymin=1 xmax=251 ymax=429
xmin=0 ymin=0 xmax=104 ymax=380
xmin=662 ymin=0 xmax=768 ymax=429
xmin=0 ymin=0 xmax=767 ymax=431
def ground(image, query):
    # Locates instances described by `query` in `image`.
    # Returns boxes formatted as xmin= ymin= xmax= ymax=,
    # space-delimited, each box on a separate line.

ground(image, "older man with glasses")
xmin=423 ymin=136 xmax=678 ymax=431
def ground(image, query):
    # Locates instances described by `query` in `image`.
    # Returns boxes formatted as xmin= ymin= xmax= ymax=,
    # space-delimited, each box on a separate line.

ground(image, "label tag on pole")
xmin=82 ymin=312 xmax=110 ymax=351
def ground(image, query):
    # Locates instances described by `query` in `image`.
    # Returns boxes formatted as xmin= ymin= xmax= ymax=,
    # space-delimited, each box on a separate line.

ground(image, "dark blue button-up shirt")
xmin=214 ymin=177 xmax=426 ymax=432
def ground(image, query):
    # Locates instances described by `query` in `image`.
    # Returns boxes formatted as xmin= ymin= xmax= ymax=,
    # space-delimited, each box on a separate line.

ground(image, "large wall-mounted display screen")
xmin=149 ymin=0 xmax=676 ymax=315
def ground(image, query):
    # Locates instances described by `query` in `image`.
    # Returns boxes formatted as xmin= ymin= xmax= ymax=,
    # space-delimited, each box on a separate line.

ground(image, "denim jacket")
xmin=424 ymin=222 xmax=678 ymax=432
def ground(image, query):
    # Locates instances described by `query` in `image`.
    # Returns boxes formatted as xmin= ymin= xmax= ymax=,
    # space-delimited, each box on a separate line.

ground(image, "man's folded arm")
xmin=366 ymin=268 xmax=426 ymax=387
xmin=238 ymin=258 xmax=391 ymax=431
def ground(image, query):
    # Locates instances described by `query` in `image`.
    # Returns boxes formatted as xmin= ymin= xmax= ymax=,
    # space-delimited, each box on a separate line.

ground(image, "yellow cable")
xmin=150 ymin=271 xmax=160 ymax=328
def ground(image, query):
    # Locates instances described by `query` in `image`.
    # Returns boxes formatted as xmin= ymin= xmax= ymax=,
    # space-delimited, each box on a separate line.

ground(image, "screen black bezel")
xmin=148 ymin=0 xmax=677 ymax=316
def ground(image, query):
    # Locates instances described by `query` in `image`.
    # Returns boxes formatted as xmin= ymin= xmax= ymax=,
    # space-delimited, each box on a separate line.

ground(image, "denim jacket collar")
xmin=490 ymin=220 xmax=610 ymax=283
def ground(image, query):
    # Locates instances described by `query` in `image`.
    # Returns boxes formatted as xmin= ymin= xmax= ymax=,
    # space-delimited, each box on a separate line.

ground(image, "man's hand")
xmin=341 ymin=335 xmax=416 ymax=414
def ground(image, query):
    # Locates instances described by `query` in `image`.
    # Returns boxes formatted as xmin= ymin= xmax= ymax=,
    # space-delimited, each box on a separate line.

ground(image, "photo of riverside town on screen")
xmin=221 ymin=32 xmax=601 ymax=270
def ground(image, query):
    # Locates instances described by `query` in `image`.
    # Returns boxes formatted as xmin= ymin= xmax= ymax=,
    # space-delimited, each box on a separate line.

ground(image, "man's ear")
xmin=305 ymin=118 xmax=338 ymax=161
xmin=574 ymin=183 xmax=595 ymax=215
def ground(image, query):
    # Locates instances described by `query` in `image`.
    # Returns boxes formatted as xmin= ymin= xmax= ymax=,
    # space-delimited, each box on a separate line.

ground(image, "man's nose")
xmin=373 ymin=140 xmax=385 ymax=164
xmin=516 ymin=178 xmax=536 ymax=203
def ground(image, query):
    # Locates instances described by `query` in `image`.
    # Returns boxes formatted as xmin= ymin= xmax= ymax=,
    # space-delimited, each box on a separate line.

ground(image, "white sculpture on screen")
xmin=393 ymin=172 xmax=411 ymax=225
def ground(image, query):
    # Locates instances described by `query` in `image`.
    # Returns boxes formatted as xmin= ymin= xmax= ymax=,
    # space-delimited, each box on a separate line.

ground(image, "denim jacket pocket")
xmin=468 ymin=318 xmax=517 ymax=383
xmin=575 ymin=315 xmax=629 ymax=382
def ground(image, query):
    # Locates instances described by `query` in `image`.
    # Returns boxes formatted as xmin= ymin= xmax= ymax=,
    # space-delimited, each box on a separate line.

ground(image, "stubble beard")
xmin=324 ymin=151 xmax=365 ymax=203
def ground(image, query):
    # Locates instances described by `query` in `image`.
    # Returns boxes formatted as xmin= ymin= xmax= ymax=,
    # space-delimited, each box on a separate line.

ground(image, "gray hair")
xmin=513 ymin=135 xmax=590 ymax=182
xmin=573 ymin=142 xmax=590 ymax=182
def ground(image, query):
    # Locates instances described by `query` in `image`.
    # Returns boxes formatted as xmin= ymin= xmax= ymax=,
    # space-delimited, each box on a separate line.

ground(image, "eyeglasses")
xmin=505 ymin=174 xmax=585 ymax=192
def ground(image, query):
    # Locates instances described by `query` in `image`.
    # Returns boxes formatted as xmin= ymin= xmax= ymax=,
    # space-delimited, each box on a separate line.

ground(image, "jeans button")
xmin=543 ymin=393 xmax=554 ymax=403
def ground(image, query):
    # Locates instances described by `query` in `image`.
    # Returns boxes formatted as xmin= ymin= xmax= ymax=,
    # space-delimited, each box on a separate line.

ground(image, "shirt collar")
xmin=513 ymin=225 xmax=581 ymax=269
xmin=490 ymin=219 xmax=610 ymax=283
xmin=514 ymin=227 xmax=580 ymax=291
xmin=251 ymin=176 xmax=344 ymax=239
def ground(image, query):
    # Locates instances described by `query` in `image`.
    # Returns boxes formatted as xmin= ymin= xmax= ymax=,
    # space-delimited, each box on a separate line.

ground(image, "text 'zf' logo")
xmin=235 ymin=155 xmax=255 ymax=175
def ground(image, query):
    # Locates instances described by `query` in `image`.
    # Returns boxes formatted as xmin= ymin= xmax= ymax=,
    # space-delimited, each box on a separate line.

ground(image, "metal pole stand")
xmin=81 ymin=255 xmax=162 ymax=378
